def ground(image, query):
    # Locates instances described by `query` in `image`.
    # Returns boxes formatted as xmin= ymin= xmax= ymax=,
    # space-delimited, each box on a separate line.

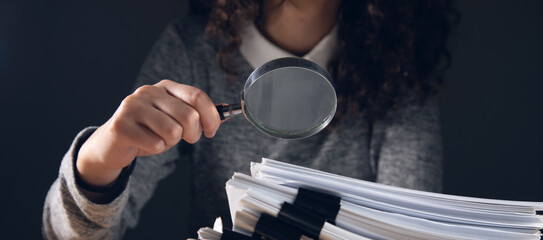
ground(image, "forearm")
xmin=42 ymin=127 xmax=130 ymax=240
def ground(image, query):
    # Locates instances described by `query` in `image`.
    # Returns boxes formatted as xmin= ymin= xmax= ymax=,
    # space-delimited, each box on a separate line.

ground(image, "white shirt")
xmin=239 ymin=23 xmax=338 ymax=69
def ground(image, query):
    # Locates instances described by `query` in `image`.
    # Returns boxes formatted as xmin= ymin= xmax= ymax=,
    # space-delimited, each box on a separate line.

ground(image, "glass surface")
xmin=243 ymin=66 xmax=336 ymax=139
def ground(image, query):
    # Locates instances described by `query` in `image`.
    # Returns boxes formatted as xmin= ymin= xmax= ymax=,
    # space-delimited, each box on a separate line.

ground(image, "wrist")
xmin=76 ymin=155 xmax=123 ymax=188
xmin=71 ymin=127 xmax=137 ymax=203
xmin=76 ymin=141 xmax=124 ymax=187
xmin=75 ymin=155 xmax=137 ymax=203
xmin=75 ymin=157 xmax=136 ymax=193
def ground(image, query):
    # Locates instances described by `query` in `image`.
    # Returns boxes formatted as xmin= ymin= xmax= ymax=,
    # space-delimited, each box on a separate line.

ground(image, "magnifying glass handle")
xmin=216 ymin=103 xmax=242 ymax=120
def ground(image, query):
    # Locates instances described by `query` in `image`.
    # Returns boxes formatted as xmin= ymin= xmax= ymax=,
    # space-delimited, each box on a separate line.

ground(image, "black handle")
xmin=216 ymin=103 xmax=242 ymax=120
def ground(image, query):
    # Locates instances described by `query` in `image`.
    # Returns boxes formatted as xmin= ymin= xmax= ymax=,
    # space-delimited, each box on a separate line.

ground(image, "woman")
xmin=43 ymin=0 xmax=455 ymax=238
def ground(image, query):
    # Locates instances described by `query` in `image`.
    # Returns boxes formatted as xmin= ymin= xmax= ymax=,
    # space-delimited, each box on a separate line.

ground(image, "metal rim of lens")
xmin=241 ymin=58 xmax=337 ymax=139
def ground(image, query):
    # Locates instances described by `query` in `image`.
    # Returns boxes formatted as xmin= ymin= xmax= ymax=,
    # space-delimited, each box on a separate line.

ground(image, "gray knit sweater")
xmin=42 ymin=15 xmax=443 ymax=239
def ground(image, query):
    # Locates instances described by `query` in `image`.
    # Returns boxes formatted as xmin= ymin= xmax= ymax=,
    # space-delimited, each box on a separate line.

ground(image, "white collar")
xmin=239 ymin=23 xmax=338 ymax=69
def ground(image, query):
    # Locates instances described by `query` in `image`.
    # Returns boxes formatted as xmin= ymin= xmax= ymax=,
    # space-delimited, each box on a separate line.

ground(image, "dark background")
xmin=1 ymin=0 xmax=542 ymax=239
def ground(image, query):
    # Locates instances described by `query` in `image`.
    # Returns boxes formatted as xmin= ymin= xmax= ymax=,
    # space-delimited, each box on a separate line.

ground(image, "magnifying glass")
xmin=216 ymin=57 xmax=337 ymax=139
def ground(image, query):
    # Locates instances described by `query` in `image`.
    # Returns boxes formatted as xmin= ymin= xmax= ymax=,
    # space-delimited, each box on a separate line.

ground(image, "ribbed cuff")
xmin=72 ymin=128 xmax=136 ymax=198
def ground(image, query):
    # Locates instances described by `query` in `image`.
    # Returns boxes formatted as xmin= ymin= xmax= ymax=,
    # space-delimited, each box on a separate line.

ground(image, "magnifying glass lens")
xmin=217 ymin=57 xmax=337 ymax=139
xmin=244 ymin=67 xmax=335 ymax=136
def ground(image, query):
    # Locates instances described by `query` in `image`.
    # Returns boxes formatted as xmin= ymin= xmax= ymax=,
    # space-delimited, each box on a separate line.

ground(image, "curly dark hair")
xmin=193 ymin=0 xmax=458 ymax=122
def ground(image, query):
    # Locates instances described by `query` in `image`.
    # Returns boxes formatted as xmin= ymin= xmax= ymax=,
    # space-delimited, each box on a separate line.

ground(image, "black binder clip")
xmin=293 ymin=187 xmax=341 ymax=224
xmin=253 ymin=213 xmax=308 ymax=240
xmin=220 ymin=229 xmax=255 ymax=240
xmin=277 ymin=202 xmax=327 ymax=239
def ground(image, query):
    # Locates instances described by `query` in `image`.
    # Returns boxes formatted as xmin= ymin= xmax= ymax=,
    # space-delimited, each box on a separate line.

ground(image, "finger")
xmin=110 ymin=114 xmax=166 ymax=155
xmin=134 ymin=103 xmax=184 ymax=147
xmin=114 ymin=93 xmax=174 ymax=154
xmin=151 ymin=93 xmax=203 ymax=144
xmin=130 ymin=84 xmax=203 ymax=144
xmin=156 ymin=80 xmax=221 ymax=138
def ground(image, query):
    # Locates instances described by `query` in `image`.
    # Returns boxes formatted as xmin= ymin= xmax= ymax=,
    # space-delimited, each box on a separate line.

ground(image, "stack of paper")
xmin=192 ymin=158 xmax=543 ymax=240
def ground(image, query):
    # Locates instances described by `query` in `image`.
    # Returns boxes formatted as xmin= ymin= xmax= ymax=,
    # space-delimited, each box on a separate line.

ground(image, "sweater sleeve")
xmin=372 ymin=95 xmax=443 ymax=193
xmin=42 ymin=127 xmax=132 ymax=239
xmin=42 ymin=20 xmax=196 ymax=239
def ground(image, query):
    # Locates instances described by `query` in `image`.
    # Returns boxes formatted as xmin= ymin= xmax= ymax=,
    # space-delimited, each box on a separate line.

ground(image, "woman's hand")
xmin=76 ymin=80 xmax=221 ymax=187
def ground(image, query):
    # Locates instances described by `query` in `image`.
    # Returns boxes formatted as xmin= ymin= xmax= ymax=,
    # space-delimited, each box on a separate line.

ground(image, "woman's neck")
xmin=260 ymin=0 xmax=340 ymax=56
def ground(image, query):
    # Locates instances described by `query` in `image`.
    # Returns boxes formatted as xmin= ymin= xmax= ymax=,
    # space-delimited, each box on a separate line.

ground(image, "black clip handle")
xmin=216 ymin=103 xmax=242 ymax=120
